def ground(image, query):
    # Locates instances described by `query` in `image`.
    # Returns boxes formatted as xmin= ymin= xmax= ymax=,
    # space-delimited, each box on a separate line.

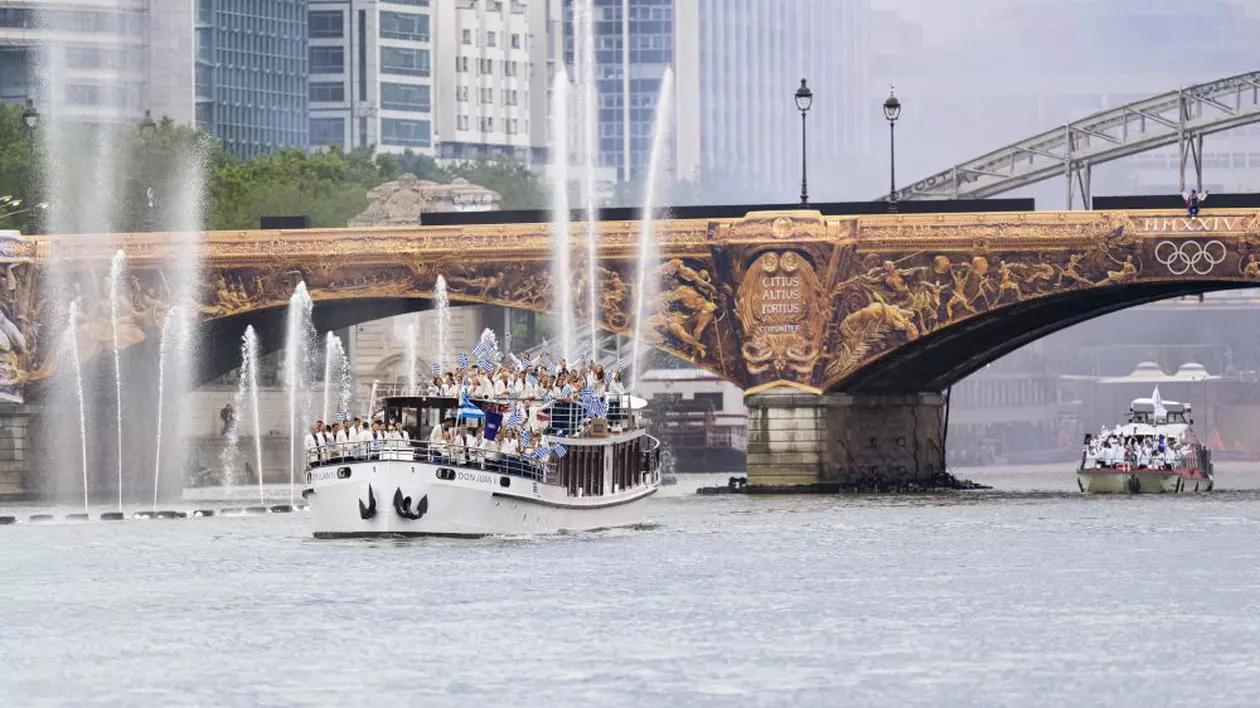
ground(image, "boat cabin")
xmin=1128 ymin=398 xmax=1193 ymax=426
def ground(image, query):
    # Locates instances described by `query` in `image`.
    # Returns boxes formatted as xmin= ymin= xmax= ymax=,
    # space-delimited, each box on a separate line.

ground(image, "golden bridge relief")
xmin=4 ymin=208 xmax=1260 ymax=404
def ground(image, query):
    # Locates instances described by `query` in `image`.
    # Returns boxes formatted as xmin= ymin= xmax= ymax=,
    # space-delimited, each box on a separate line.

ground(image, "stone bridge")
xmin=4 ymin=208 xmax=1260 ymax=491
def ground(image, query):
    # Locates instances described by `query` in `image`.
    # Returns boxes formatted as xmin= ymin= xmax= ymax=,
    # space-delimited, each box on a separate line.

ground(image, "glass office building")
xmin=196 ymin=0 xmax=308 ymax=156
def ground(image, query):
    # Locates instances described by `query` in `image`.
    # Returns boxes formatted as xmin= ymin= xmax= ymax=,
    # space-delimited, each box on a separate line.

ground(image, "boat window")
xmin=337 ymin=467 xmax=352 ymax=479
xmin=436 ymin=468 xmax=456 ymax=481
xmin=500 ymin=476 xmax=511 ymax=488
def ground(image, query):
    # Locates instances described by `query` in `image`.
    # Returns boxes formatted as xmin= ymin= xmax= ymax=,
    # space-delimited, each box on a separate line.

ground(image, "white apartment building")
xmin=308 ymin=0 xmax=547 ymax=162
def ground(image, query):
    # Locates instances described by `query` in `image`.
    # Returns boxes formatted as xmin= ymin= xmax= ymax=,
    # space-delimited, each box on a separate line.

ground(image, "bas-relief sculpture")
xmin=9 ymin=209 xmax=1260 ymax=403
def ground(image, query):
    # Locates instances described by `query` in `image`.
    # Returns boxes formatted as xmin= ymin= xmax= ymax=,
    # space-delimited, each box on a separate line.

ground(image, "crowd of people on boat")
xmin=1087 ymin=431 xmax=1190 ymax=469
xmin=305 ymin=357 xmax=625 ymax=471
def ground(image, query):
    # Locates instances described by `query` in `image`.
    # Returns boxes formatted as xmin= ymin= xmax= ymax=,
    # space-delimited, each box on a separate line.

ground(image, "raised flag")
xmin=506 ymin=406 xmax=525 ymax=427
xmin=520 ymin=429 xmax=532 ymax=448
xmin=431 ymin=362 xmax=441 ymax=375
xmin=457 ymin=353 xmax=469 ymax=369
xmin=553 ymin=442 xmax=568 ymax=458
xmin=605 ymin=370 xmax=614 ymax=385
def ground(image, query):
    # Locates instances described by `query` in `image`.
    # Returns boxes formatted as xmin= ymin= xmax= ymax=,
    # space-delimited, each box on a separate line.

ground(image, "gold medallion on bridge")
xmin=734 ymin=250 xmax=825 ymax=380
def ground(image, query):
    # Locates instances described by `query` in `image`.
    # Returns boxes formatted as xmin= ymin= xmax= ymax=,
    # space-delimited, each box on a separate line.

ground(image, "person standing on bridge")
xmin=1183 ymin=189 xmax=1209 ymax=217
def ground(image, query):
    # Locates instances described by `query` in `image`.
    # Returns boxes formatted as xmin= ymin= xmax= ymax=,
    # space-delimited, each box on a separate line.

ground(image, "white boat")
xmin=1077 ymin=390 xmax=1213 ymax=494
xmin=303 ymin=390 xmax=662 ymax=538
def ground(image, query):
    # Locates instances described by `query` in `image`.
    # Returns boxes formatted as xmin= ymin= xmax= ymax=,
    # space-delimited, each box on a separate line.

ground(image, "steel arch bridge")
xmin=881 ymin=70 xmax=1260 ymax=208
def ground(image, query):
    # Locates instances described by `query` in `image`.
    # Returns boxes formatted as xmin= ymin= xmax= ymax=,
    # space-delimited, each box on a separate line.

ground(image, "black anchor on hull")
xmin=358 ymin=484 xmax=377 ymax=520
xmin=393 ymin=488 xmax=429 ymax=521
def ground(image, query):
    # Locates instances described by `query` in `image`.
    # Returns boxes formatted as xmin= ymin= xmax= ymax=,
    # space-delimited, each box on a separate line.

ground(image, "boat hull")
xmin=1077 ymin=468 xmax=1213 ymax=494
xmin=305 ymin=459 xmax=658 ymax=538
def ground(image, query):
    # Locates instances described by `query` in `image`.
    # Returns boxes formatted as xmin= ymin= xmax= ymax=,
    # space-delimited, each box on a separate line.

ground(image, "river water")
xmin=4 ymin=464 xmax=1260 ymax=707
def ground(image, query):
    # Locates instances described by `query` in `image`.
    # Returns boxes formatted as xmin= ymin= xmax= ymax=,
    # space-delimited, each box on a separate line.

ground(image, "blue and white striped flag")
xmin=477 ymin=356 xmax=494 ymax=371
xmin=604 ymin=370 xmax=614 ymax=385
xmin=506 ymin=406 xmax=525 ymax=427
xmin=533 ymin=445 xmax=550 ymax=460
xmin=579 ymin=384 xmax=593 ymax=398
xmin=473 ymin=338 xmax=495 ymax=361
xmin=431 ymin=362 xmax=441 ymax=375
xmin=553 ymin=442 xmax=568 ymax=459
xmin=457 ymin=353 xmax=469 ymax=369
xmin=561 ymin=384 xmax=574 ymax=399
xmin=526 ymin=374 xmax=539 ymax=388
xmin=519 ymin=429 xmax=531 ymax=448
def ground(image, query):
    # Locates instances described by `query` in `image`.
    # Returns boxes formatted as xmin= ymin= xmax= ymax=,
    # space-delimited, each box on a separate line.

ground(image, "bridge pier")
xmin=0 ymin=403 xmax=36 ymax=500
xmin=745 ymin=390 xmax=947 ymax=492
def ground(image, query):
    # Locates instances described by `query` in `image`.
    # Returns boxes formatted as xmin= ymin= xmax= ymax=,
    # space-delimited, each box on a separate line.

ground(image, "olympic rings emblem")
xmin=1154 ymin=239 xmax=1227 ymax=276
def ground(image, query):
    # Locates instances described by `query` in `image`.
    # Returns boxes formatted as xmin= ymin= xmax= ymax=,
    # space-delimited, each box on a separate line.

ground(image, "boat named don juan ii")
xmin=1077 ymin=388 xmax=1214 ymax=494
xmin=303 ymin=389 xmax=662 ymax=538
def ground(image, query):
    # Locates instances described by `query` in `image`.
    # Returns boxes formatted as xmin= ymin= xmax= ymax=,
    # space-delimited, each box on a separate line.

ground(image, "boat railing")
xmin=305 ymin=439 xmax=553 ymax=483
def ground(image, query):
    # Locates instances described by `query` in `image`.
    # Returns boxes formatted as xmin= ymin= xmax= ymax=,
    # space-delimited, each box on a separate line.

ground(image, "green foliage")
xmin=0 ymin=116 xmax=549 ymax=233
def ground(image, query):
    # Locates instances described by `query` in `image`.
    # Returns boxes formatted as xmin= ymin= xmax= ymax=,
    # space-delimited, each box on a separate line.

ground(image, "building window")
xmin=381 ymin=82 xmax=431 ymax=112
xmin=504 ymin=60 xmax=517 ymax=77
xmin=309 ymin=81 xmax=345 ymax=102
xmin=309 ymin=117 xmax=345 ymax=147
xmin=510 ymin=33 xmax=521 ymax=49
xmin=308 ymin=10 xmax=343 ymax=39
xmin=381 ymin=118 xmax=431 ymax=147
xmin=480 ymin=87 xmax=493 ymax=104
xmin=457 ymin=86 xmax=469 ymax=102
xmin=457 ymin=114 xmax=469 ymax=131
xmin=506 ymin=118 xmax=517 ymax=135
xmin=381 ymin=47 xmax=430 ymax=76
xmin=309 ymin=46 xmax=345 ymax=74
xmin=456 ymin=56 xmax=469 ymax=73
xmin=503 ymin=89 xmax=518 ymax=106
xmin=380 ymin=11 xmax=429 ymax=42
xmin=486 ymin=31 xmax=496 ymax=47
xmin=462 ymin=29 xmax=472 ymax=45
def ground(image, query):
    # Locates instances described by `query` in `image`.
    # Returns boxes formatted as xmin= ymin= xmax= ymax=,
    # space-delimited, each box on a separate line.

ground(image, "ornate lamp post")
xmin=883 ymin=84 xmax=902 ymax=213
xmin=21 ymin=98 xmax=38 ymax=235
xmin=795 ymin=79 xmax=813 ymax=208
xmin=139 ymin=109 xmax=157 ymax=231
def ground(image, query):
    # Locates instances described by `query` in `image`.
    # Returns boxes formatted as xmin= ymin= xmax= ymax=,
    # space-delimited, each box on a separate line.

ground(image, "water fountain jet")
xmin=631 ymin=69 xmax=675 ymax=389
xmin=107 ymin=249 xmax=127 ymax=510
xmin=549 ymin=72 xmax=575 ymax=361
xmin=285 ymin=282 xmax=316 ymax=507
xmin=64 ymin=301 xmax=88 ymax=516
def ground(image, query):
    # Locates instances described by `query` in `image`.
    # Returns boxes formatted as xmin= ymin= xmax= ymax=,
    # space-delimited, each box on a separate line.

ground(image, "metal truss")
xmin=881 ymin=70 xmax=1260 ymax=208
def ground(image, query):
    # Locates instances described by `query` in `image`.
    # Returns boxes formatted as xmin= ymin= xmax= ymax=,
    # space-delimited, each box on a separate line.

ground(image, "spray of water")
xmin=367 ymin=380 xmax=379 ymax=420
xmin=322 ymin=331 xmax=345 ymax=422
xmin=435 ymin=275 xmax=450 ymax=372
xmin=64 ymin=301 xmax=88 ymax=515
xmin=577 ymin=0 xmax=600 ymax=359
xmin=242 ymin=327 xmax=265 ymax=505
xmin=404 ymin=324 xmax=417 ymax=394
xmin=107 ymin=249 xmax=127 ymax=509
xmin=338 ymin=345 xmax=354 ymax=419
xmin=285 ymin=282 xmax=316 ymax=506
xmin=152 ymin=305 xmax=186 ymax=512
xmin=550 ymin=71 xmax=575 ymax=362
xmin=631 ymin=69 xmax=675 ymax=389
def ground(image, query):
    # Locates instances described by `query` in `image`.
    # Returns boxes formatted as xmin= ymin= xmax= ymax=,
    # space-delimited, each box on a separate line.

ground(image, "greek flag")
xmin=506 ymin=406 xmax=525 ymax=427
xmin=520 ymin=429 xmax=531 ymax=448
xmin=533 ymin=445 xmax=550 ymax=460
xmin=604 ymin=370 xmax=614 ymax=385
xmin=561 ymin=384 xmax=574 ymax=399
xmin=542 ymin=390 xmax=553 ymax=402
xmin=579 ymin=384 xmax=593 ymax=398
xmin=336 ymin=411 xmax=346 ymax=423
xmin=477 ymin=356 xmax=494 ymax=371
xmin=431 ymin=362 xmax=441 ymax=375
xmin=553 ymin=442 xmax=568 ymax=459
xmin=526 ymin=374 xmax=539 ymax=388
xmin=457 ymin=353 xmax=469 ymax=369
xmin=473 ymin=338 xmax=495 ymax=361
xmin=579 ymin=391 xmax=607 ymax=419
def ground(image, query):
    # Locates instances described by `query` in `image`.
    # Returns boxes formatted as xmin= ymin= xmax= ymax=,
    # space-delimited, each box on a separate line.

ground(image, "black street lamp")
xmin=21 ymin=98 xmax=38 ymax=235
xmin=139 ymin=109 xmax=157 ymax=231
xmin=795 ymin=78 xmax=813 ymax=208
xmin=883 ymin=84 xmax=902 ymax=213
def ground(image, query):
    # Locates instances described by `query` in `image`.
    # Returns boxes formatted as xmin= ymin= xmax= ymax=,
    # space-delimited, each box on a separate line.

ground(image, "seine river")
xmin=4 ymin=465 xmax=1260 ymax=706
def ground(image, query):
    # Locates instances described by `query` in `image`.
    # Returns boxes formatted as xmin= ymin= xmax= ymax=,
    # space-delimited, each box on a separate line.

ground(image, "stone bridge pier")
xmin=745 ymin=389 xmax=947 ymax=491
